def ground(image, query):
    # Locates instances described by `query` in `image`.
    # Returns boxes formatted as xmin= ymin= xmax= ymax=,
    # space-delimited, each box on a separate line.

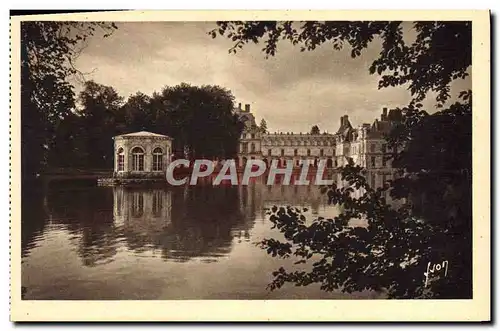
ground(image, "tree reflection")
xmin=23 ymin=174 xmax=347 ymax=268
xmin=21 ymin=189 xmax=47 ymax=259
xmin=33 ymin=186 xmax=120 ymax=267
xmin=113 ymin=184 xmax=255 ymax=261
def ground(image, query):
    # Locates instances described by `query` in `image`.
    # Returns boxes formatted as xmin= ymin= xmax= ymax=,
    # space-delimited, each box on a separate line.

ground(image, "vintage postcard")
xmin=9 ymin=10 xmax=490 ymax=322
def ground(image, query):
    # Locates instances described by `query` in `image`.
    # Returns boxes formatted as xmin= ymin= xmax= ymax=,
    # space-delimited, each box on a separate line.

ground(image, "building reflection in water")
xmin=113 ymin=187 xmax=172 ymax=233
xmin=23 ymin=170 xmax=400 ymax=268
xmin=112 ymin=184 xmax=255 ymax=262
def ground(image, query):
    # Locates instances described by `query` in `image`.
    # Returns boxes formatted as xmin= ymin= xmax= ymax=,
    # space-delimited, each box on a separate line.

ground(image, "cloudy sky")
xmin=73 ymin=21 xmax=471 ymax=133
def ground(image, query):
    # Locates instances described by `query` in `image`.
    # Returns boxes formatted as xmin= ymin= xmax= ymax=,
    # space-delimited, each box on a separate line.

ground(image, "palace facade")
xmin=235 ymin=103 xmax=402 ymax=189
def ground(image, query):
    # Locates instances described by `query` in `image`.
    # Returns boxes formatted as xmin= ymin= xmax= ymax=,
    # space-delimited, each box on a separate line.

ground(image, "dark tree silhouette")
xmin=259 ymin=118 xmax=268 ymax=134
xmin=76 ymin=81 xmax=124 ymax=168
xmin=310 ymin=125 xmax=320 ymax=135
xmin=211 ymin=21 xmax=472 ymax=298
xmin=21 ymin=21 xmax=117 ymax=182
xmin=151 ymin=83 xmax=244 ymax=159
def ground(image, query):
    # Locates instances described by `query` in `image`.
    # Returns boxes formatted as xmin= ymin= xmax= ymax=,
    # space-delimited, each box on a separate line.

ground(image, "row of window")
xmin=117 ymin=147 xmax=166 ymax=172
xmin=242 ymin=145 xmax=394 ymax=161
xmin=242 ymin=133 xmax=258 ymax=139
xmin=261 ymin=140 xmax=334 ymax=147
xmin=369 ymin=143 xmax=396 ymax=153
xmin=243 ymin=140 xmax=394 ymax=152
xmin=240 ymin=157 xmax=337 ymax=168
xmin=241 ymin=144 xmax=335 ymax=157
xmin=240 ymin=142 xmax=255 ymax=153
xmin=370 ymin=156 xmax=388 ymax=167
xmin=270 ymin=149 xmax=328 ymax=157
xmin=241 ymin=138 xmax=394 ymax=153
xmin=344 ymin=143 xmax=391 ymax=155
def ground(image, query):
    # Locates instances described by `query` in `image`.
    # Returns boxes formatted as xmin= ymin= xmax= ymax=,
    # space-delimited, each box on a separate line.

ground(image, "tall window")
xmin=294 ymin=149 xmax=298 ymax=156
xmin=381 ymin=144 xmax=387 ymax=153
xmin=370 ymin=143 xmax=376 ymax=153
xmin=153 ymin=147 xmax=163 ymax=171
xmin=242 ymin=142 xmax=248 ymax=153
xmin=281 ymin=149 xmax=285 ymax=156
xmin=382 ymin=156 xmax=387 ymax=167
xmin=132 ymin=147 xmax=145 ymax=171
xmin=268 ymin=149 xmax=272 ymax=156
xmin=251 ymin=133 xmax=255 ymax=139
xmin=371 ymin=156 xmax=376 ymax=167
xmin=320 ymin=149 xmax=324 ymax=157
xmin=307 ymin=149 xmax=311 ymax=156
xmin=251 ymin=143 xmax=255 ymax=153
xmin=117 ymin=148 xmax=124 ymax=171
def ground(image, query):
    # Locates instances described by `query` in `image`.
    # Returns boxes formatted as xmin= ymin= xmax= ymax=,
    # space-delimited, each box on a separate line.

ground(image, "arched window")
xmin=327 ymin=158 xmax=333 ymax=168
xmin=152 ymin=147 xmax=163 ymax=171
xmin=117 ymin=147 xmax=124 ymax=171
xmin=132 ymin=147 xmax=145 ymax=171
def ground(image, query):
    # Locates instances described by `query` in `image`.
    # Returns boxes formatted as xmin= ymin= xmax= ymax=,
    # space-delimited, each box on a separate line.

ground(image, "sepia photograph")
xmin=9 ymin=10 xmax=490 ymax=321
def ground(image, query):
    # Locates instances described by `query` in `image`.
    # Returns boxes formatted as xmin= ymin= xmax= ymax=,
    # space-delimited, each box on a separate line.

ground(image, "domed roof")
xmin=114 ymin=131 xmax=173 ymax=139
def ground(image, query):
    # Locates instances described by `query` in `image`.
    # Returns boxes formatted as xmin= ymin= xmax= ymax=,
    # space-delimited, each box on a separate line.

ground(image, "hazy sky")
xmin=73 ymin=21 xmax=471 ymax=133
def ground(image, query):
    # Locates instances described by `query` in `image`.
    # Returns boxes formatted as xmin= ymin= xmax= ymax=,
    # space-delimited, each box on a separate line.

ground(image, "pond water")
xmin=21 ymin=174 xmax=384 ymax=300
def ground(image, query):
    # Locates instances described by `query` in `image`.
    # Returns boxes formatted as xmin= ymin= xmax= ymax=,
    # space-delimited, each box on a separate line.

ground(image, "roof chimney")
xmin=238 ymin=103 xmax=242 ymax=110
xmin=344 ymin=115 xmax=349 ymax=125
xmin=245 ymin=104 xmax=250 ymax=112
xmin=382 ymin=107 xmax=387 ymax=120
xmin=340 ymin=116 xmax=344 ymax=127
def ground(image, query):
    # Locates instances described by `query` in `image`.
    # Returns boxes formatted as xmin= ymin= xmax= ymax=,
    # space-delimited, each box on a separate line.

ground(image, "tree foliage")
xmin=41 ymin=80 xmax=244 ymax=170
xmin=153 ymin=83 xmax=244 ymax=159
xmin=310 ymin=125 xmax=320 ymax=135
xmin=76 ymin=81 xmax=124 ymax=168
xmin=211 ymin=21 xmax=472 ymax=298
xmin=259 ymin=118 xmax=268 ymax=134
xmin=21 ymin=21 xmax=117 ymax=180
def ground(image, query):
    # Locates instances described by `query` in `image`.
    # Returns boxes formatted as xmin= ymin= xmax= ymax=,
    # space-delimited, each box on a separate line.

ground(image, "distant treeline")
xmin=23 ymin=79 xmax=244 ymax=177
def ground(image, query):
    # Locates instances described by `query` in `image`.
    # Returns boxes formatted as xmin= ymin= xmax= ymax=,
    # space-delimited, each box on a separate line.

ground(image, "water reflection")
xmin=22 ymin=171 xmax=396 ymax=265
xmin=21 ymin=171 xmax=393 ymax=299
xmin=112 ymin=185 xmax=256 ymax=262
